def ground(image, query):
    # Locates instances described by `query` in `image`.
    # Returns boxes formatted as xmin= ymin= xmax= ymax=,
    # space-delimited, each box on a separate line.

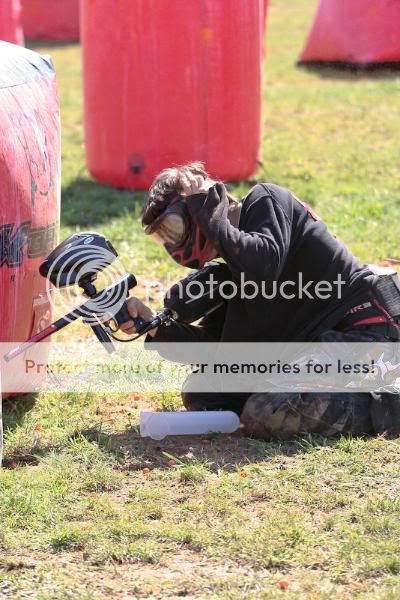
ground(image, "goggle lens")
xmin=145 ymin=210 xmax=188 ymax=248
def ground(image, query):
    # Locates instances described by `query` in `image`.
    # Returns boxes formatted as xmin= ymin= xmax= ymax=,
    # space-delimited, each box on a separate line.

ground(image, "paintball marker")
xmin=4 ymin=232 xmax=232 ymax=361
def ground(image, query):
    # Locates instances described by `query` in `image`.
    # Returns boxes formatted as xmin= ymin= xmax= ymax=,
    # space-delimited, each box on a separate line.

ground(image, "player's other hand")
xmin=179 ymin=172 xmax=215 ymax=197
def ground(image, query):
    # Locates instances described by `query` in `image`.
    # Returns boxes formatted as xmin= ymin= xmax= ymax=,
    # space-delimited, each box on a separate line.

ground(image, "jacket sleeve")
xmin=186 ymin=183 xmax=292 ymax=283
xmin=144 ymin=302 xmax=226 ymax=362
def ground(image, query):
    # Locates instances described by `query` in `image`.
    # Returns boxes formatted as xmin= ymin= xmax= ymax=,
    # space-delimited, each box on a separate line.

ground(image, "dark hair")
xmin=142 ymin=162 xmax=209 ymax=227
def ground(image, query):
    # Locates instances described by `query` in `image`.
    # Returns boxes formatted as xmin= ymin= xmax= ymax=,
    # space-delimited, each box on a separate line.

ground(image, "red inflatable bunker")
xmin=261 ymin=0 xmax=269 ymax=56
xmin=263 ymin=0 xmax=269 ymax=36
xmin=81 ymin=0 xmax=264 ymax=189
xmin=0 ymin=42 xmax=60 ymax=391
xmin=0 ymin=0 xmax=23 ymax=45
xmin=300 ymin=0 xmax=400 ymax=64
xmin=22 ymin=0 xmax=79 ymax=41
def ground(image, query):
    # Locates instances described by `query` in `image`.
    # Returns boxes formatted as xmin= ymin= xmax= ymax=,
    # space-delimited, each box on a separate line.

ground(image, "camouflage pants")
xmin=183 ymin=384 xmax=400 ymax=440
xmin=240 ymin=392 xmax=372 ymax=439
xmin=182 ymin=385 xmax=375 ymax=439
xmin=182 ymin=324 xmax=400 ymax=439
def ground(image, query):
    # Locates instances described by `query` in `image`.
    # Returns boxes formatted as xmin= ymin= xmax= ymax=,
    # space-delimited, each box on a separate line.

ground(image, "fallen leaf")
xmin=277 ymin=581 xmax=289 ymax=590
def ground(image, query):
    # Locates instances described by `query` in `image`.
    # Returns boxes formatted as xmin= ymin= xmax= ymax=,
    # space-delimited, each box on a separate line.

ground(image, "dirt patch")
xmin=1 ymin=549 xmax=380 ymax=599
xmin=104 ymin=430 xmax=278 ymax=473
xmin=0 ymin=549 xmax=265 ymax=599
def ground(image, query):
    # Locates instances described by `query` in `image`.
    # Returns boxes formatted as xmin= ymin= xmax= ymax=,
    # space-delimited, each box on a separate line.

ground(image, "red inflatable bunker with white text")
xmin=300 ymin=0 xmax=400 ymax=64
xmin=0 ymin=0 xmax=23 ymax=45
xmin=22 ymin=0 xmax=79 ymax=41
xmin=0 ymin=41 xmax=60 ymax=393
xmin=81 ymin=0 xmax=264 ymax=189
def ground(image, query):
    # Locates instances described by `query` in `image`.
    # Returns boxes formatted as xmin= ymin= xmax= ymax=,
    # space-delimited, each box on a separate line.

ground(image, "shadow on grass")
xmin=1 ymin=408 xmax=371 ymax=472
xmin=61 ymin=174 xmax=262 ymax=231
xmin=298 ymin=61 xmax=400 ymax=81
xmin=25 ymin=40 xmax=80 ymax=51
xmin=79 ymin=425 xmax=341 ymax=473
xmin=61 ymin=177 xmax=146 ymax=228
xmin=1 ymin=394 xmax=39 ymax=467
xmin=1 ymin=420 xmax=325 ymax=470
xmin=2 ymin=394 xmax=38 ymax=432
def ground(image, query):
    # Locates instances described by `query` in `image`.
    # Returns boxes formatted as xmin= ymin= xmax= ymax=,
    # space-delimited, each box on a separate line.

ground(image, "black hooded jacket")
xmin=146 ymin=182 xmax=375 ymax=346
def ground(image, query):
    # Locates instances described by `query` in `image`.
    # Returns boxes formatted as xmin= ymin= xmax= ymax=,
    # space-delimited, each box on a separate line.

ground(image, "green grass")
xmin=2 ymin=431 xmax=400 ymax=598
xmin=2 ymin=0 xmax=400 ymax=597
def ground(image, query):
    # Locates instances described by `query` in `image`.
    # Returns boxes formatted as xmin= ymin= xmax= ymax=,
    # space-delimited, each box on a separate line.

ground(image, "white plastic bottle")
xmin=140 ymin=411 xmax=241 ymax=440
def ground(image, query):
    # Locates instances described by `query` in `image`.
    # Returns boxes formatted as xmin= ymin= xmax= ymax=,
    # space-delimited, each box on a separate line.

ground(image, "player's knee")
xmin=241 ymin=393 xmax=303 ymax=440
xmin=181 ymin=389 xmax=207 ymax=411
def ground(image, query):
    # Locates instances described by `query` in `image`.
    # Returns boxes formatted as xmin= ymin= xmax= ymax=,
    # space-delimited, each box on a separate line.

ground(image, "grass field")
xmin=1 ymin=0 xmax=400 ymax=597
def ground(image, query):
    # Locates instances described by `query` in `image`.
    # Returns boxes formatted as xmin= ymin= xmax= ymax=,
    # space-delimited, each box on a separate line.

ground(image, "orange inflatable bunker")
xmin=300 ymin=0 xmax=400 ymax=64
xmin=0 ymin=0 xmax=23 ymax=45
xmin=81 ymin=0 xmax=264 ymax=189
xmin=0 ymin=42 xmax=60 ymax=392
xmin=22 ymin=0 xmax=79 ymax=41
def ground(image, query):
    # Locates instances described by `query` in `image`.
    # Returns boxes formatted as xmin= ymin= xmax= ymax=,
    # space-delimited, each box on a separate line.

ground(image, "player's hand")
xmin=179 ymin=172 xmax=215 ymax=197
xmin=120 ymin=297 xmax=158 ymax=337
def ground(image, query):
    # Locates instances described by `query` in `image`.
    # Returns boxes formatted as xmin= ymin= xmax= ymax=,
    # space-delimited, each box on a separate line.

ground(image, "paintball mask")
xmin=143 ymin=196 xmax=217 ymax=269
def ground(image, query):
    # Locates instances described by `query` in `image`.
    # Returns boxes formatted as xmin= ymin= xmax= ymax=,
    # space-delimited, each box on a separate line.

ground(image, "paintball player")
xmin=121 ymin=162 xmax=400 ymax=439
